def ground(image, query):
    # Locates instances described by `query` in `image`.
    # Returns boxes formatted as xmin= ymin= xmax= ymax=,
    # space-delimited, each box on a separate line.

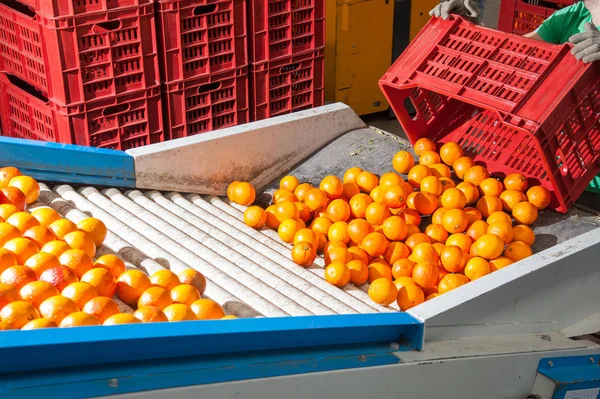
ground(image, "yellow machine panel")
xmin=410 ymin=0 xmax=439 ymax=41
xmin=325 ymin=0 xmax=395 ymax=116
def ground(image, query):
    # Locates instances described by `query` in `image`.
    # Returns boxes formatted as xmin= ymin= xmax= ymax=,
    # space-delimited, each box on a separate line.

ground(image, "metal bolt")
xmin=358 ymin=355 xmax=367 ymax=362
xmin=590 ymin=357 xmax=595 ymax=364
xmin=108 ymin=378 xmax=119 ymax=388
xmin=389 ymin=342 xmax=400 ymax=351
xmin=548 ymin=360 xmax=554 ymax=367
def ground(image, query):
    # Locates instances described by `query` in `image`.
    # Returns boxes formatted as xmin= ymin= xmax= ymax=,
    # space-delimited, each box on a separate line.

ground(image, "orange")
xmin=479 ymin=177 xmax=504 ymax=197
xmin=7 ymin=212 xmax=40 ymax=233
xmin=190 ymin=299 xmax=226 ymax=320
xmin=311 ymin=216 xmax=333 ymax=236
xmin=31 ymin=208 xmax=61 ymax=228
xmin=165 ymin=303 xmax=198 ymax=321
xmin=94 ymin=254 xmax=127 ymax=279
xmin=361 ymin=232 xmax=388 ymax=257
xmin=426 ymin=293 xmax=440 ymax=301
xmin=420 ymin=176 xmax=442 ymax=196
xmin=280 ymin=175 xmax=300 ymax=192
xmin=504 ymin=241 xmax=532 ymax=262
xmin=22 ymin=226 xmax=56 ymax=249
xmin=432 ymin=242 xmax=446 ymax=257
xmin=134 ymin=306 xmax=168 ymax=323
xmin=439 ymin=177 xmax=456 ymax=193
xmin=273 ymin=189 xmax=298 ymax=204
xmin=419 ymin=151 xmax=441 ymax=167
xmin=464 ymin=207 xmax=483 ymax=225
xmin=61 ymin=282 xmax=98 ymax=309
xmin=430 ymin=163 xmax=452 ymax=179
xmin=177 ymin=269 xmax=207 ymax=296
xmin=1 ymin=187 xmax=26 ymax=211
xmin=39 ymin=295 xmax=79 ymax=324
xmin=392 ymin=259 xmax=415 ymax=279
xmin=406 ymin=223 xmax=420 ymax=237
xmin=294 ymin=183 xmax=313 ymax=201
xmin=383 ymin=241 xmax=410 ymax=264
xmin=231 ymin=182 xmax=256 ymax=206
xmin=438 ymin=274 xmax=469 ymax=295
xmin=401 ymin=209 xmax=422 ymax=227
xmin=0 ymin=282 xmax=20 ymax=310
xmin=487 ymin=221 xmax=514 ymax=244
xmin=412 ymin=242 xmax=439 ymax=264
xmin=393 ymin=276 xmax=417 ymax=291
xmin=392 ymin=151 xmax=415 ymax=174
xmin=4 ymin=238 xmax=39 ymax=266
xmin=365 ymin=202 xmax=391 ymax=225
xmin=456 ymin=182 xmax=480 ymax=205
xmin=0 ymin=301 xmax=40 ymax=329
xmin=504 ymin=173 xmax=528 ymax=192
xmin=82 ymin=297 xmax=120 ymax=323
xmin=278 ymin=219 xmax=305 ymax=243
xmin=463 ymin=165 xmax=490 ymax=186
xmin=243 ymin=206 xmax=267 ymax=229
xmin=476 ymin=195 xmax=503 ymax=219
xmin=0 ymin=167 xmax=22 ymax=189
xmin=397 ymin=284 xmax=425 ymax=310
xmin=81 ymin=268 xmax=117 ymax=298
xmin=512 ymin=201 xmax=539 ymax=225
xmin=320 ymin=176 xmax=344 ymax=200
xmin=368 ymin=278 xmax=398 ymax=306
xmin=356 ymin=172 xmax=379 ymax=194
xmin=21 ymin=318 xmax=57 ymax=330
xmin=59 ymin=249 xmax=94 ymax=278
xmin=382 ymin=216 xmax=408 ymax=241
xmin=19 ymin=281 xmax=60 ymax=309
xmin=489 ymin=257 xmax=514 ymax=272
xmin=425 ymin=223 xmax=448 ymax=244
xmin=343 ymin=167 xmax=363 ymax=184
xmin=487 ymin=211 xmax=512 ymax=226
xmin=227 ymin=182 xmax=239 ymax=201
xmin=526 ymin=186 xmax=551 ymax=210
xmin=0 ymin=204 xmax=18 ymax=221
xmin=138 ymin=286 xmax=173 ymax=310
xmin=40 ymin=240 xmax=71 ymax=258
xmin=294 ymin=228 xmax=320 ymax=249
xmin=500 ymin=189 xmax=525 ymax=212
xmin=382 ymin=185 xmax=407 ymax=209
xmin=442 ymin=209 xmax=469 ymax=234
xmin=304 ymin=188 xmax=328 ymax=212
xmin=291 ymin=241 xmax=317 ymax=267
xmin=513 ymin=224 xmax=535 ymax=246
xmin=407 ymin=165 xmax=431 ymax=188
xmin=471 ymin=234 xmax=505 ymax=260
xmin=431 ymin=208 xmax=447 ymax=225
xmin=413 ymin=192 xmax=438 ymax=215
xmin=440 ymin=245 xmax=467 ymax=272
xmin=171 ymin=284 xmax=202 ymax=306
xmin=48 ymin=219 xmax=78 ymax=240
xmin=103 ymin=313 xmax=141 ymax=325
xmin=0 ymin=265 xmax=36 ymax=290
xmin=0 ymin=248 xmax=17 ymax=275
xmin=265 ymin=205 xmax=280 ymax=230
xmin=348 ymin=246 xmax=370 ymax=263
xmin=342 ymin=182 xmax=361 ymax=201
xmin=324 ymin=261 xmax=351 ymax=287
xmin=439 ymin=142 xmax=464 ymax=165
xmin=437 ymin=266 xmax=449 ymax=282
xmin=445 ymin=233 xmax=472 ymax=253
xmin=368 ymin=259 xmax=393 ymax=283
xmin=63 ymin=231 xmax=96 ymax=258
xmin=274 ymin=201 xmax=299 ymax=223
xmin=453 ymin=156 xmax=475 ymax=180
xmin=39 ymin=266 xmax=79 ymax=291
xmin=412 ymin=262 xmax=439 ymax=289
xmin=464 ymin=257 xmax=491 ymax=281
xmin=379 ymin=172 xmax=403 ymax=189
xmin=440 ymin=188 xmax=467 ymax=210
xmin=116 ymin=270 xmax=152 ymax=308
xmin=8 ymin=176 xmax=39 ymax=205
xmin=414 ymin=138 xmax=436 ymax=156
xmin=405 ymin=233 xmax=431 ymax=251
xmin=324 ymin=241 xmax=347 ymax=256
xmin=327 ymin=199 xmax=351 ymax=222
xmin=348 ymin=219 xmax=374 ymax=245
xmin=59 ymin=311 xmax=100 ymax=327
xmin=348 ymin=194 xmax=373 ymax=219
xmin=346 ymin=260 xmax=368 ymax=285
xmin=328 ymin=221 xmax=351 ymax=244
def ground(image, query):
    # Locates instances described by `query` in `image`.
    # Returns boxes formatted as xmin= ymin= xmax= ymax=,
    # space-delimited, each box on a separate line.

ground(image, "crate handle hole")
xmin=103 ymin=104 xmax=130 ymax=117
xmin=280 ymin=63 xmax=300 ymax=74
xmin=93 ymin=20 xmax=123 ymax=33
xmin=193 ymin=4 xmax=218 ymax=15
xmin=555 ymin=151 xmax=569 ymax=177
xmin=403 ymin=97 xmax=419 ymax=121
xmin=198 ymin=82 xmax=222 ymax=94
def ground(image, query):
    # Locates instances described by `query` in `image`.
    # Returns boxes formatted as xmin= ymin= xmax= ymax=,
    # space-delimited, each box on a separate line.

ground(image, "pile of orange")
xmin=233 ymin=138 xmax=548 ymax=311
xmin=0 ymin=167 xmax=225 ymax=330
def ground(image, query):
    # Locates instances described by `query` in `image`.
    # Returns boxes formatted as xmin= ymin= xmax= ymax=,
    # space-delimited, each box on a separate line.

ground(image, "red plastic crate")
xmin=0 ymin=1 xmax=160 ymax=106
xmin=250 ymin=48 xmax=324 ymax=121
xmin=163 ymin=67 xmax=249 ymax=139
xmin=498 ymin=0 xmax=574 ymax=35
xmin=379 ymin=17 xmax=600 ymax=213
xmin=156 ymin=0 xmax=248 ymax=83
xmin=0 ymin=73 xmax=164 ymax=150
xmin=248 ymin=0 xmax=325 ymax=64
xmin=16 ymin=0 xmax=151 ymax=19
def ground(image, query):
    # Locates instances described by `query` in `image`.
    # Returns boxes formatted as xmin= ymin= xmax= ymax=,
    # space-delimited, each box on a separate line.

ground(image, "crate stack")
xmin=248 ymin=0 xmax=325 ymax=121
xmin=498 ymin=0 xmax=575 ymax=35
xmin=0 ymin=0 xmax=164 ymax=150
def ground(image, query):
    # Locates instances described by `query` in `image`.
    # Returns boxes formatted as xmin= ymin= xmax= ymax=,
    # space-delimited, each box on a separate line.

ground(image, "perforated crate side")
xmin=250 ymin=48 xmax=324 ymax=121
xmin=248 ymin=0 xmax=325 ymax=64
xmin=498 ymin=0 xmax=564 ymax=35
xmin=156 ymin=0 xmax=248 ymax=83
xmin=17 ymin=0 xmax=152 ymax=19
xmin=0 ymin=2 xmax=160 ymax=106
xmin=163 ymin=67 xmax=249 ymax=139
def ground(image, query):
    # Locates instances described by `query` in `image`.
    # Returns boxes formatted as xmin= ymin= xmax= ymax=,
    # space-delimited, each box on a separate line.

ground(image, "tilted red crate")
xmin=250 ymin=48 xmax=324 ymax=121
xmin=248 ymin=0 xmax=325 ymax=64
xmin=163 ymin=67 xmax=249 ymax=139
xmin=379 ymin=17 xmax=600 ymax=213
xmin=155 ymin=0 xmax=248 ymax=83
xmin=0 ymin=0 xmax=160 ymax=106
xmin=498 ymin=0 xmax=575 ymax=35
xmin=0 ymin=73 xmax=164 ymax=150
xmin=15 ymin=0 xmax=150 ymax=19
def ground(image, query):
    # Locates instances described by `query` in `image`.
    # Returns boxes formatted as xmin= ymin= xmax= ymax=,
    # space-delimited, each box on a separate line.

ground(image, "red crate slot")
xmin=0 ymin=73 xmax=164 ymax=150
xmin=379 ymin=17 xmax=600 ymax=213
xmin=0 ymin=1 xmax=160 ymax=106
xmin=498 ymin=0 xmax=574 ymax=35
xmin=248 ymin=0 xmax=325 ymax=64
xmin=163 ymin=67 xmax=249 ymax=139
xmin=250 ymin=49 xmax=324 ymax=121
xmin=16 ymin=0 xmax=152 ymax=19
xmin=156 ymin=0 xmax=247 ymax=83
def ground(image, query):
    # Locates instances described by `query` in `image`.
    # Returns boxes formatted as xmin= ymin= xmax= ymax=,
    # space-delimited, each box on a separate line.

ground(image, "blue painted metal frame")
xmin=538 ymin=355 xmax=600 ymax=399
xmin=0 ymin=137 xmax=135 ymax=188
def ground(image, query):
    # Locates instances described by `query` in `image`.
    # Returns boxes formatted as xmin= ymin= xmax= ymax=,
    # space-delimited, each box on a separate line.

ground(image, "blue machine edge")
xmin=538 ymin=355 xmax=600 ymax=399
xmin=0 ymin=137 xmax=135 ymax=188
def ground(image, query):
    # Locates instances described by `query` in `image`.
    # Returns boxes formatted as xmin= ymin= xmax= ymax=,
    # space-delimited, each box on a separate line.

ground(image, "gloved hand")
xmin=569 ymin=23 xmax=600 ymax=63
xmin=429 ymin=0 xmax=481 ymax=24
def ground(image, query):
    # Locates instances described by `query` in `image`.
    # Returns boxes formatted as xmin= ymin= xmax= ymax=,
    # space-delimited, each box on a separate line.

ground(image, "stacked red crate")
xmin=248 ymin=0 xmax=325 ymax=121
xmin=0 ymin=0 xmax=164 ymax=150
xmin=498 ymin=0 xmax=575 ymax=35
xmin=155 ymin=0 xmax=249 ymax=139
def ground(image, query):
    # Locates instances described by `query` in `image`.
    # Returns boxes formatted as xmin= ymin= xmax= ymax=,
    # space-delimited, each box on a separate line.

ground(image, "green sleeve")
xmin=536 ymin=2 xmax=586 ymax=44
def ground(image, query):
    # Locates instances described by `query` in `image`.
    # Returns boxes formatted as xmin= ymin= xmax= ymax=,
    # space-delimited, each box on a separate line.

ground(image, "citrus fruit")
xmin=0 ymin=265 xmax=37 ymax=290
xmin=464 ymin=257 xmax=491 ymax=281
xmin=0 ymin=167 xmax=22 ymax=189
xmin=243 ymin=206 xmax=267 ymax=229
xmin=419 ymin=151 xmax=441 ymax=167
xmin=425 ymin=223 xmax=449 ymax=244
xmin=401 ymin=209 xmax=422 ymax=226
xmin=294 ymin=183 xmax=313 ymax=201
xmin=21 ymin=318 xmax=57 ymax=330
xmin=0 ymin=248 xmax=17 ymax=275
xmin=190 ymin=299 xmax=226 ymax=320
xmin=512 ymin=201 xmax=539 ymax=225
xmin=0 ymin=283 xmax=20 ymax=310
xmin=489 ymin=257 xmax=514 ymax=271
xmin=361 ymin=232 xmax=388 ymax=257
xmin=116 ymin=270 xmax=152 ymax=307
xmin=405 ymin=233 xmax=431 ymax=250
xmin=430 ymin=163 xmax=452 ymax=178
xmin=347 ymin=260 xmax=369 ymax=285
xmin=397 ymin=284 xmax=425 ymax=310
xmin=265 ymin=206 xmax=280 ymax=229
xmin=504 ymin=241 xmax=533 ymax=262
xmin=471 ymin=234 xmax=505 ymax=260
xmin=138 ymin=286 xmax=173 ymax=310
xmin=94 ymin=254 xmax=127 ymax=279
xmin=0 ymin=204 xmax=18 ymax=221
xmin=81 ymin=268 xmax=117 ymax=298
xmin=407 ymin=165 xmax=431 ymax=188
xmin=500 ymin=189 xmax=525 ymax=212
xmin=392 ymin=259 xmax=415 ymax=279
xmin=440 ymin=188 xmax=466 ymax=210
xmin=278 ymin=219 xmax=305 ymax=243
xmin=59 ymin=249 xmax=94 ymax=278
xmin=8 ymin=176 xmax=39 ymax=204
xmin=164 ymin=303 xmax=197 ymax=321
xmin=504 ymin=173 xmax=528 ymax=192
xmin=48 ymin=219 xmax=78 ymax=240
xmin=343 ymin=167 xmax=363 ymax=184
xmin=103 ymin=313 xmax=142 ymax=325
xmin=63 ymin=231 xmax=96 ymax=258
xmin=420 ymin=176 xmax=442 ymax=196
xmin=382 ymin=185 xmax=407 ymax=209
xmin=412 ymin=262 xmax=439 ymax=289
xmin=476 ymin=195 xmax=503 ymax=219
xmin=383 ymin=241 xmax=410 ymax=264
xmin=31 ymin=208 xmax=61 ymax=228
xmin=227 ymin=182 xmax=240 ymax=201
xmin=273 ymin=189 xmax=298 ymax=204
xmin=453 ymin=156 xmax=475 ymax=180
xmin=19 ymin=281 xmax=60 ymax=309
xmin=393 ymin=276 xmax=417 ymax=291
xmin=466 ymin=220 xmax=488 ymax=241
xmin=7 ymin=212 xmax=40 ymax=232
xmin=291 ymin=241 xmax=317 ymax=267
xmin=526 ymin=186 xmax=551 ymax=210
xmin=40 ymin=240 xmax=71 ymax=258
xmin=341 ymin=182 xmax=361 ymax=200
xmin=439 ymin=142 xmax=464 ymax=165
xmin=171 ymin=284 xmax=202 ymax=306
xmin=487 ymin=221 xmax=514 ymax=244
xmin=440 ymin=245 xmax=467 ymax=273
xmin=413 ymin=192 xmax=438 ymax=215
xmin=487 ymin=211 xmax=513 ymax=226
xmin=3 ymin=237 xmax=39 ymax=264
xmin=368 ymin=277 xmax=398 ymax=306
xmin=392 ymin=151 xmax=415 ymax=174
xmin=326 ymin=221 xmax=350 ymax=244
xmin=319 ymin=176 xmax=344 ymax=200
xmin=0 ymin=301 xmax=40 ymax=329
xmin=134 ymin=306 xmax=168 ymax=323
xmin=274 ymin=201 xmax=299 ymax=223
xmin=304 ymin=188 xmax=328 ymax=212
xmin=39 ymin=295 xmax=79 ymax=324
xmin=456 ymin=181 xmax=480 ymax=205
xmin=463 ymin=165 xmax=490 ymax=186
xmin=177 ymin=269 xmax=207 ymax=296
xmin=512 ymin=224 xmax=535 ymax=246
xmin=326 ymin=199 xmax=351 ymax=222
xmin=414 ymin=138 xmax=436 ymax=156
xmin=380 ymin=216 xmax=406 ymax=242
xmin=324 ymin=247 xmax=352 ymax=265
xmin=59 ymin=311 xmax=101 ymax=327
xmin=280 ymin=175 xmax=300 ymax=192
xmin=445 ymin=233 xmax=472 ymax=253
xmin=442 ymin=209 xmax=469 ymax=234
xmin=324 ymin=261 xmax=351 ymax=287
xmin=368 ymin=259 xmax=393 ymax=283
xmin=82 ymin=297 xmax=120 ymax=323
xmin=22 ymin=226 xmax=56 ymax=248
xmin=39 ymin=266 xmax=79 ymax=291
xmin=61 ymin=282 xmax=98 ymax=310
xmin=438 ymin=274 xmax=469 ymax=294
xmin=1 ymin=187 xmax=26 ymax=211
xmin=231 ymin=182 xmax=256 ymax=206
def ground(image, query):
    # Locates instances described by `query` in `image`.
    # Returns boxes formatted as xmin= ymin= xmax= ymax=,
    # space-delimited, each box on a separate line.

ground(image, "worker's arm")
xmin=524 ymin=32 xmax=543 ymax=41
